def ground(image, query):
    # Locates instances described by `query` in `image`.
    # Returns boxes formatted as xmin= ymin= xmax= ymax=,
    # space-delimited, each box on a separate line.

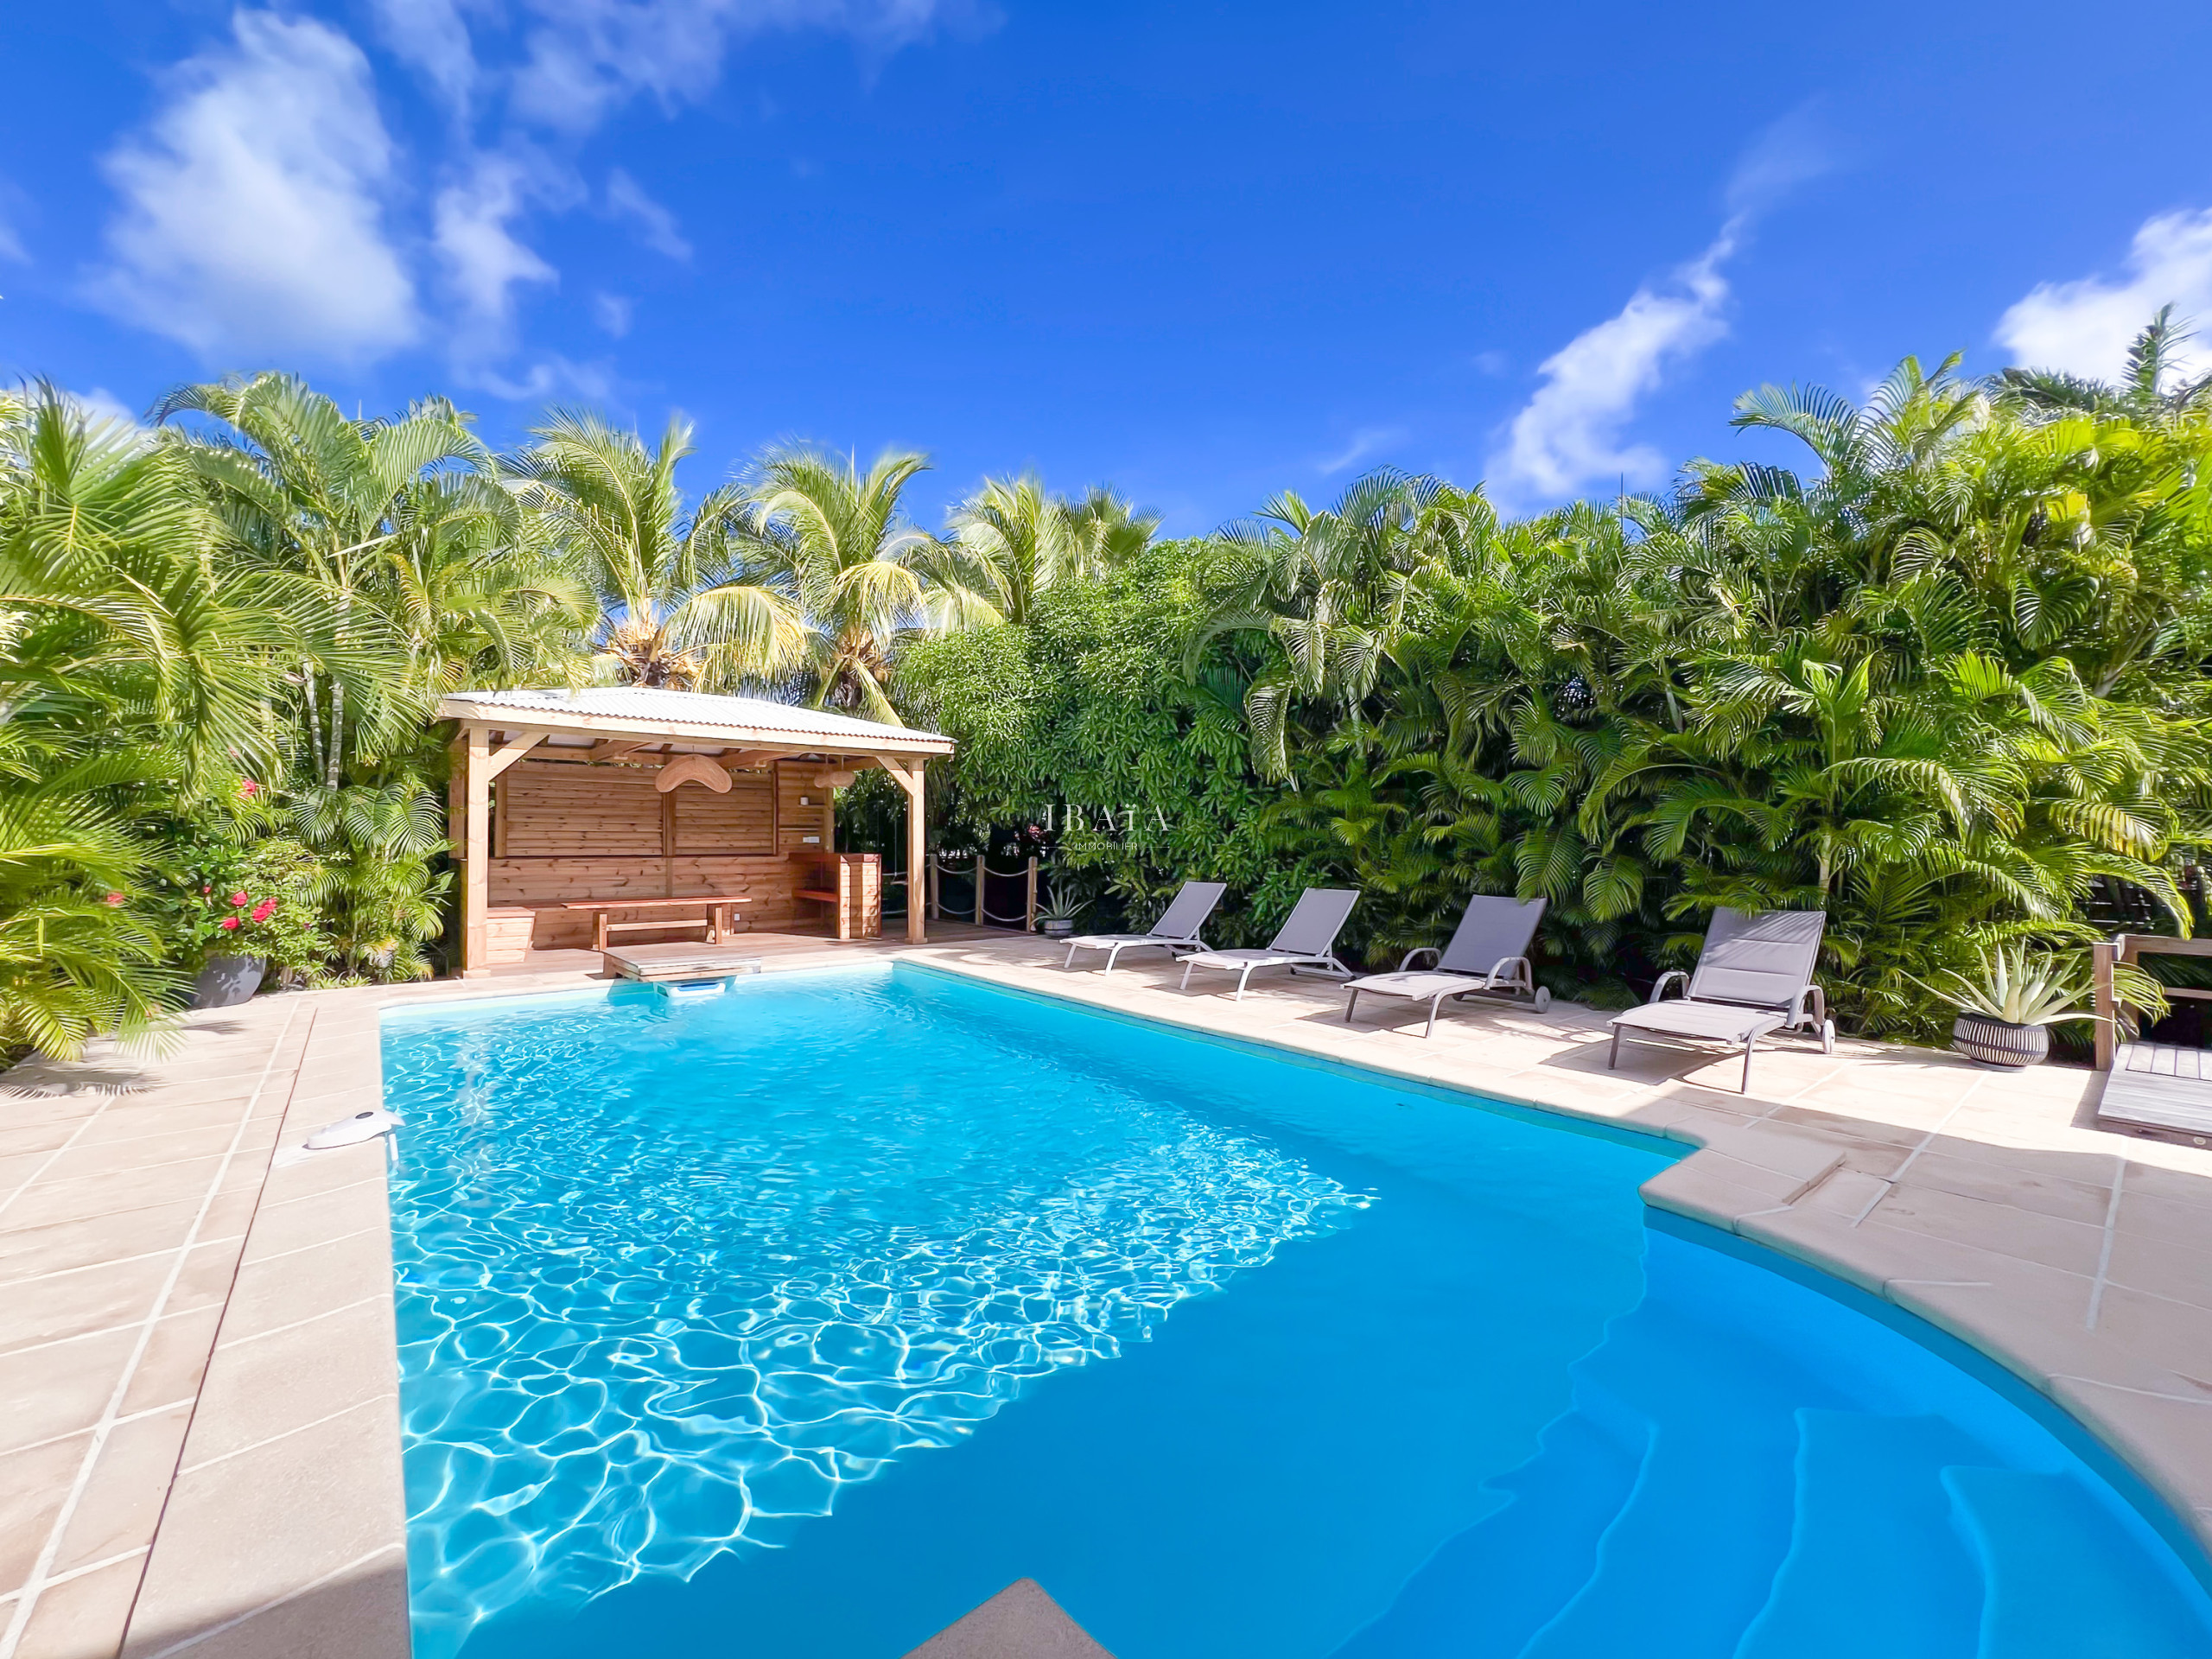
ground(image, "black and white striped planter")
xmin=1951 ymin=1013 xmax=2050 ymax=1068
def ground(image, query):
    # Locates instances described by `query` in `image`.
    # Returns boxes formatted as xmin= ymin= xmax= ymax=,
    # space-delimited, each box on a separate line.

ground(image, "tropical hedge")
xmin=895 ymin=347 xmax=2212 ymax=1039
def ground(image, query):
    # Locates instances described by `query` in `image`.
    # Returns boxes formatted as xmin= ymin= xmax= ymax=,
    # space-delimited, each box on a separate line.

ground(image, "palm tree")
xmin=514 ymin=410 xmax=803 ymax=691
xmin=933 ymin=474 xmax=1160 ymax=626
xmin=156 ymin=372 xmax=490 ymax=785
xmin=0 ymin=385 xmax=297 ymax=1052
xmin=731 ymin=444 xmax=941 ymax=721
xmin=1190 ymin=468 xmax=1440 ymax=778
xmin=1999 ymin=307 xmax=2212 ymax=420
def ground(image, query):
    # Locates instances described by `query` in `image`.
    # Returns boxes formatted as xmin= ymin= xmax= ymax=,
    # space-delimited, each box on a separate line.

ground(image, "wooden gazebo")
xmin=441 ymin=688 xmax=953 ymax=976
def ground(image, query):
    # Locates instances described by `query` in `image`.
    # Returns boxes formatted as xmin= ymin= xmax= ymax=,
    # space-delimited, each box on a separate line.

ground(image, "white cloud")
xmin=434 ymin=154 xmax=558 ymax=353
xmin=593 ymin=292 xmax=633 ymax=336
xmin=470 ymin=353 xmax=615 ymax=402
xmin=1726 ymin=104 xmax=1837 ymax=219
xmin=1317 ymin=426 xmax=1408 ymax=476
xmin=371 ymin=0 xmax=477 ymax=114
xmin=1995 ymin=208 xmax=2212 ymax=381
xmin=90 ymin=12 xmax=418 ymax=365
xmin=607 ymin=168 xmax=692 ymax=259
xmin=509 ymin=0 xmax=965 ymax=131
xmin=1492 ymin=227 xmax=1738 ymax=505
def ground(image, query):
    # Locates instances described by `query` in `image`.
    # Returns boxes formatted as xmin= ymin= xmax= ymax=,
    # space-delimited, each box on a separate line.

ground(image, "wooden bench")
xmin=563 ymin=895 xmax=754 ymax=950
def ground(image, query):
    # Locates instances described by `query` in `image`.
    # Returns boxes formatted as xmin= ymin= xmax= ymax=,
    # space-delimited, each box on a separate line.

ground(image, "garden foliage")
xmin=898 ymin=355 xmax=2212 ymax=1036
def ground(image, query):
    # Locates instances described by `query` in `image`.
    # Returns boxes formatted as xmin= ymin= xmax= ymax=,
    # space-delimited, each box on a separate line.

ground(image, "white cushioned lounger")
xmin=1062 ymin=880 xmax=1227 ymax=974
xmin=1178 ymin=887 xmax=1360 ymax=1001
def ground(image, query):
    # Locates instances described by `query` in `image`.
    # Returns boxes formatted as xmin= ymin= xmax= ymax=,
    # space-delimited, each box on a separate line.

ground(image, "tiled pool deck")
xmin=3 ymin=928 xmax=2209 ymax=1657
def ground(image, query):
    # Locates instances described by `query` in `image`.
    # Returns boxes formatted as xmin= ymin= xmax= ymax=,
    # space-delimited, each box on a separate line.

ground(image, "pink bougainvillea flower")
xmin=238 ymin=779 xmax=259 ymax=798
xmin=229 ymin=892 xmax=249 ymax=907
xmin=105 ymin=892 xmax=125 ymax=906
xmin=250 ymin=899 xmax=276 ymax=922
xmin=200 ymin=884 xmax=213 ymax=895
xmin=219 ymin=916 xmax=241 ymax=931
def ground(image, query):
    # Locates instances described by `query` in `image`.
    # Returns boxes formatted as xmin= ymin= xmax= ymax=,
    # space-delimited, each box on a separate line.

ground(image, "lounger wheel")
xmin=1534 ymin=987 xmax=1552 ymax=1012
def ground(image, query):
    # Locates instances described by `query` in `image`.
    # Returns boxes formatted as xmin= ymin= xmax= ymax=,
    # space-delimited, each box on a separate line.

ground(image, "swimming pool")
xmin=381 ymin=963 xmax=2212 ymax=1658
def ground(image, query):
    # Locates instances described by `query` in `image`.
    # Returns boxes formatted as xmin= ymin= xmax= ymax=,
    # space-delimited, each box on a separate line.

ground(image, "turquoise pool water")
xmin=381 ymin=963 xmax=2212 ymax=1658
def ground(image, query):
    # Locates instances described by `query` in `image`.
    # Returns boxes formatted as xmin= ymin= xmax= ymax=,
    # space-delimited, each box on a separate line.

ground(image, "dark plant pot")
xmin=1040 ymin=919 xmax=1076 ymax=939
xmin=1951 ymin=1012 xmax=2048 ymax=1068
xmin=191 ymin=954 xmax=266 ymax=1010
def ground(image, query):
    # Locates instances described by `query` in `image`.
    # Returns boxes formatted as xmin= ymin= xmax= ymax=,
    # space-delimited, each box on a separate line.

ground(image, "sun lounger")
xmin=1607 ymin=907 xmax=1833 ymax=1093
xmin=1178 ymin=887 xmax=1359 ymax=1000
xmin=1062 ymin=880 xmax=1227 ymax=973
xmin=1343 ymin=895 xmax=1551 ymax=1037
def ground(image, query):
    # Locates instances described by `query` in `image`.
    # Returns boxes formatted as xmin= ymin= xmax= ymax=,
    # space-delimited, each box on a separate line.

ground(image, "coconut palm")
xmin=932 ymin=475 xmax=1161 ymax=627
xmin=156 ymin=373 xmax=497 ymax=784
xmin=514 ymin=410 xmax=803 ymax=691
xmin=730 ymin=444 xmax=942 ymax=721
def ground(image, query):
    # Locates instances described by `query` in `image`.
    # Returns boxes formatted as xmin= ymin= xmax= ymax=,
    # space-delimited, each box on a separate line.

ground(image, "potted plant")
xmin=1035 ymin=889 xmax=1085 ymax=939
xmin=1914 ymin=942 xmax=2095 ymax=1067
xmin=153 ymin=832 xmax=329 ymax=1008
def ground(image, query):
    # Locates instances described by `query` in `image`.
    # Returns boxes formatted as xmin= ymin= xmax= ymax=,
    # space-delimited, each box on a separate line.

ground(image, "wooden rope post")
xmin=2093 ymin=939 xmax=2118 ymax=1071
xmin=1026 ymin=857 xmax=1039 ymax=931
xmin=974 ymin=854 xmax=985 ymax=926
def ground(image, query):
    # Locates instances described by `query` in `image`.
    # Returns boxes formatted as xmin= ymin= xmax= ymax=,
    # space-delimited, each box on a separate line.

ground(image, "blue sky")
xmin=6 ymin=0 xmax=2212 ymax=533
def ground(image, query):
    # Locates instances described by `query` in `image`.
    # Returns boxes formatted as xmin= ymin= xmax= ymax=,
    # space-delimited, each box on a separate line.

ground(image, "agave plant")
xmin=1911 ymin=943 xmax=2094 ymax=1027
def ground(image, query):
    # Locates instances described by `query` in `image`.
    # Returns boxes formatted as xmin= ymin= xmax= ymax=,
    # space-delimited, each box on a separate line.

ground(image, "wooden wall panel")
xmin=778 ymin=762 xmax=828 ymax=854
xmin=672 ymin=770 xmax=775 ymax=853
xmin=500 ymin=761 xmax=664 ymax=856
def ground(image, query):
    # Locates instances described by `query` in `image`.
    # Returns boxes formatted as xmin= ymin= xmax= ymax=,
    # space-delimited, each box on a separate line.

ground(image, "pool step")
xmin=1945 ymin=1466 xmax=2212 ymax=1659
xmin=1732 ymin=1411 xmax=1987 ymax=1659
xmin=1331 ymin=1410 xmax=1652 ymax=1659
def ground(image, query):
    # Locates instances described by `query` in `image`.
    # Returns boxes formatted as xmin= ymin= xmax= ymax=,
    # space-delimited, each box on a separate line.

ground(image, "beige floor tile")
xmin=0 ymin=1205 xmax=207 ymax=1286
xmin=118 ymin=1305 xmax=223 ymax=1418
xmin=1897 ymin=1147 xmax=2118 ymax=1227
xmin=211 ymin=1230 xmax=391 ymax=1349
xmin=0 ymin=1253 xmax=175 ymax=1356
xmin=237 ymin=1179 xmax=388 ymax=1267
xmin=0 ymin=1122 xmax=79 ymax=1161
xmin=1867 ymin=1179 xmax=2107 ymax=1277
xmin=1 ymin=1158 xmax=231 ymax=1236
xmin=52 ymin=1400 xmax=195 ymax=1578
xmin=2045 ymin=1375 xmax=2212 ymax=1557
xmin=1881 ymin=1261 xmax=2114 ymax=1389
xmin=188 ymin=1305 xmax=395 ymax=1470
xmin=0 ymin=1325 xmax=135 ymax=1457
xmin=124 ymin=1547 xmax=410 ymax=1659
xmin=2088 ymin=1286 xmax=2212 ymax=1379
xmin=40 ymin=1125 xmax=268 ymax=1186
xmin=1641 ymin=1156 xmax=1803 ymax=1229
xmin=2115 ymin=1186 xmax=2212 ymax=1255
xmin=14 ymin=1549 xmax=149 ymax=1659
xmin=123 ymin=1398 xmax=405 ymax=1654
xmin=0 ymin=1432 xmax=92 ymax=1595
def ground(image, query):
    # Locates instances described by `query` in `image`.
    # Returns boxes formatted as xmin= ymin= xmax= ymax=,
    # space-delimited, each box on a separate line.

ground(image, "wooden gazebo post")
xmin=876 ymin=753 xmax=929 ymax=944
xmin=455 ymin=723 xmax=546 ymax=977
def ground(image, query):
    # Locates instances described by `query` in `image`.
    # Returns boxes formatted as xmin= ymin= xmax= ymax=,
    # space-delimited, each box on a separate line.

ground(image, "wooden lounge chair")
xmin=1343 ymin=895 xmax=1551 ymax=1037
xmin=1607 ymin=907 xmax=1834 ymax=1093
xmin=1178 ymin=887 xmax=1359 ymax=1001
xmin=1062 ymin=880 xmax=1226 ymax=974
